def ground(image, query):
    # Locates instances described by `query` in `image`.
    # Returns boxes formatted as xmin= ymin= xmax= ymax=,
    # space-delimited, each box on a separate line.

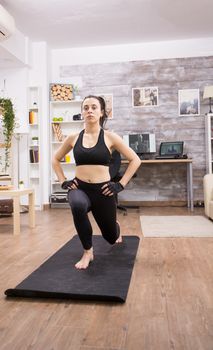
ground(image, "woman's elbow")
xmin=52 ymin=155 xmax=59 ymax=167
xmin=130 ymin=155 xmax=141 ymax=170
xmin=135 ymin=155 xmax=141 ymax=168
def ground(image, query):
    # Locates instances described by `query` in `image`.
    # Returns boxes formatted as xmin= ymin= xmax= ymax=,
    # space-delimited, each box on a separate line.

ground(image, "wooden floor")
xmin=0 ymin=206 xmax=213 ymax=350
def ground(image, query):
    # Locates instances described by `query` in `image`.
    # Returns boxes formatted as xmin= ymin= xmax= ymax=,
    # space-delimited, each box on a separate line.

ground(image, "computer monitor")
xmin=123 ymin=133 xmax=156 ymax=155
xmin=159 ymin=141 xmax=184 ymax=156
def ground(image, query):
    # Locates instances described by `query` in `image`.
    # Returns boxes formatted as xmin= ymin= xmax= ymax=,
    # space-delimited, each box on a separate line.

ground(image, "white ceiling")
xmin=0 ymin=0 xmax=213 ymax=49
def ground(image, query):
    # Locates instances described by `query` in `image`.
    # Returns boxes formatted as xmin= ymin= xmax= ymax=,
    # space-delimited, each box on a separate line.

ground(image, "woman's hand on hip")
xmin=101 ymin=181 xmax=124 ymax=196
xmin=61 ymin=178 xmax=78 ymax=190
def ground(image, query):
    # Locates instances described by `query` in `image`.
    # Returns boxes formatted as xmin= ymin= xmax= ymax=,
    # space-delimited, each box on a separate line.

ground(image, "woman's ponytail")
xmin=97 ymin=96 xmax=108 ymax=129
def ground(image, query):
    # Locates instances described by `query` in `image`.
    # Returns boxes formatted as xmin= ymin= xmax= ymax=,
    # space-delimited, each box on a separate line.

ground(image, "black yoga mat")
xmin=5 ymin=235 xmax=140 ymax=303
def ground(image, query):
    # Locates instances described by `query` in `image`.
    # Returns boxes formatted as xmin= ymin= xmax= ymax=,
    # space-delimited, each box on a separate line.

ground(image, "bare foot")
xmin=75 ymin=248 xmax=94 ymax=269
xmin=116 ymin=235 xmax=122 ymax=243
xmin=115 ymin=221 xmax=122 ymax=243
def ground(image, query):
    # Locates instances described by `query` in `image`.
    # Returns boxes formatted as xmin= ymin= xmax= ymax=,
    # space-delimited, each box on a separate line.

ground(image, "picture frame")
xmin=178 ymin=89 xmax=200 ymax=116
xmin=98 ymin=93 xmax=113 ymax=119
xmin=132 ymin=87 xmax=158 ymax=107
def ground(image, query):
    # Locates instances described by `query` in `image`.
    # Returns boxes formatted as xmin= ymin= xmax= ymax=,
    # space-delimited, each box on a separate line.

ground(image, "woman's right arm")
xmin=52 ymin=135 xmax=74 ymax=184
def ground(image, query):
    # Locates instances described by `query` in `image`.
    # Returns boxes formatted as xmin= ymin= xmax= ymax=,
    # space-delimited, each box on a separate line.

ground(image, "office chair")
xmin=109 ymin=150 xmax=127 ymax=215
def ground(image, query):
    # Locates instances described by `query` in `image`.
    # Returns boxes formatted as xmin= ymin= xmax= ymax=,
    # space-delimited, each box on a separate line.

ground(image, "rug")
xmin=140 ymin=215 xmax=213 ymax=237
xmin=5 ymin=235 xmax=140 ymax=303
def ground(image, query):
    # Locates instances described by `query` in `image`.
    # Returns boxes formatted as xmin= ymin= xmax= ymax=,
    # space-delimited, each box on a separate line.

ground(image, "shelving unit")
xmin=205 ymin=113 xmax=213 ymax=174
xmin=49 ymin=100 xmax=84 ymax=207
xmin=27 ymin=86 xmax=43 ymax=209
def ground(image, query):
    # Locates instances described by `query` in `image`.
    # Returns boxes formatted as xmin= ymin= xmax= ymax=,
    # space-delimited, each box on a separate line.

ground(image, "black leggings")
xmin=67 ymin=178 xmax=119 ymax=250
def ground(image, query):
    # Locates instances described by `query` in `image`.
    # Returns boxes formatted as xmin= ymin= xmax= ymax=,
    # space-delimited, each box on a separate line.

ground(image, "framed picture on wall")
xmin=98 ymin=93 xmax=113 ymax=119
xmin=132 ymin=87 xmax=158 ymax=107
xmin=178 ymin=89 xmax=200 ymax=116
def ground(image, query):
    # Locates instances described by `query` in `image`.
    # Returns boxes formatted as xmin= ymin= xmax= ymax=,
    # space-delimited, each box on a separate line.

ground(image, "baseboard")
xmin=44 ymin=200 xmax=198 ymax=209
xmin=119 ymin=200 xmax=188 ymax=207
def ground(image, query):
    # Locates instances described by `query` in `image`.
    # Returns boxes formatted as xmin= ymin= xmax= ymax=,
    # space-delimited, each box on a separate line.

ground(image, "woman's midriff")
xmin=75 ymin=165 xmax=111 ymax=183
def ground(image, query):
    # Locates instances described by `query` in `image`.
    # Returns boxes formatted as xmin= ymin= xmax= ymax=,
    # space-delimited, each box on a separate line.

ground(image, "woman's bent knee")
xmin=68 ymin=189 xmax=91 ymax=215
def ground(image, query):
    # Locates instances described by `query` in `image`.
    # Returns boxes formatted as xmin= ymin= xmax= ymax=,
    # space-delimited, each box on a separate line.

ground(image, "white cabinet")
xmin=205 ymin=113 xmax=213 ymax=174
xmin=50 ymin=100 xmax=84 ymax=203
xmin=28 ymin=86 xmax=43 ymax=209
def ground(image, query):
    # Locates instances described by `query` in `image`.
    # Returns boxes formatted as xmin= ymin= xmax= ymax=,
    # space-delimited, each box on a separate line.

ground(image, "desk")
xmin=122 ymin=159 xmax=194 ymax=211
xmin=0 ymin=188 xmax=35 ymax=235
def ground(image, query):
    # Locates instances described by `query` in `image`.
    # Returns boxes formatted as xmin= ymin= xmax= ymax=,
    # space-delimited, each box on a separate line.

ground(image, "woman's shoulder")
xmin=66 ymin=130 xmax=82 ymax=146
xmin=67 ymin=130 xmax=81 ymax=139
xmin=104 ymin=129 xmax=122 ymax=141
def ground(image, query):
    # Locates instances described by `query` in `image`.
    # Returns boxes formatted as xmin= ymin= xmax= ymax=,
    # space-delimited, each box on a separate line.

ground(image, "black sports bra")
xmin=73 ymin=128 xmax=111 ymax=166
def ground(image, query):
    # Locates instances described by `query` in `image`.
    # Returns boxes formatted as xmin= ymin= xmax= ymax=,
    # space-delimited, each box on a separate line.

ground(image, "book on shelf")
xmin=29 ymin=149 xmax=39 ymax=163
xmin=29 ymin=111 xmax=38 ymax=124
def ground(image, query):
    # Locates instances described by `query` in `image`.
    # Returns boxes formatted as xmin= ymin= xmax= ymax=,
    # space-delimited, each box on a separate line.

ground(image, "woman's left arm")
xmin=109 ymin=132 xmax=141 ymax=187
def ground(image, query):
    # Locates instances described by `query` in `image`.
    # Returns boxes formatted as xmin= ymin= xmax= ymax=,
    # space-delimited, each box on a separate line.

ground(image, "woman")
xmin=52 ymin=95 xmax=141 ymax=269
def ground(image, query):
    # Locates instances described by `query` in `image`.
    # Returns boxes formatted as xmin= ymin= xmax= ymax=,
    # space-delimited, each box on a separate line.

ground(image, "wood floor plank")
xmin=0 ymin=206 xmax=212 ymax=350
xmin=81 ymin=303 xmax=128 ymax=349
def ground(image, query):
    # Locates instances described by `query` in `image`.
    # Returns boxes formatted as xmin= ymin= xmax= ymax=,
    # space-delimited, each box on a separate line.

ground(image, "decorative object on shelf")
xmin=178 ymin=89 xmax=200 ymax=116
xmin=52 ymin=117 xmax=64 ymax=122
xmin=29 ymin=149 xmax=39 ymax=163
xmin=29 ymin=110 xmax=38 ymax=124
xmin=0 ymin=97 xmax=16 ymax=173
xmin=132 ymin=87 xmax=158 ymax=108
xmin=65 ymin=154 xmax=71 ymax=163
xmin=203 ymin=85 xmax=213 ymax=113
xmin=73 ymin=85 xmax=81 ymax=100
xmin=32 ymin=136 xmax=39 ymax=146
xmin=50 ymin=84 xmax=74 ymax=101
xmin=52 ymin=122 xmax=63 ymax=142
xmin=19 ymin=180 xmax=24 ymax=190
xmin=73 ymin=113 xmax=82 ymax=121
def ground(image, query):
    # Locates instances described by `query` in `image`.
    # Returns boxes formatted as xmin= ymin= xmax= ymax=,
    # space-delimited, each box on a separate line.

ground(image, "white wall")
xmin=0 ymin=29 xmax=31 ymax=191
xmin=0 ymin=68 xmax=29 ymax=190
xmin=0 ymin=40 xmax=50 ymax=206
xmin=28 ymin=42 xmax=50 ymax=205
xmin=51 ymin=37 xmax=213 ymax=79
xmin=0 ymin=68 xmax=28 ymax=133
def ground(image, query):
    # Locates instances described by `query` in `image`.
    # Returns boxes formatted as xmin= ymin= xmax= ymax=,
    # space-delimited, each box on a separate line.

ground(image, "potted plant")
xmin=32 ymin=136 xmax=39 ymax=146
xmin=0 ymin=98 xmax=16 ymax=173
xmin=19 ymin=180 xmax=24 ymax=190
